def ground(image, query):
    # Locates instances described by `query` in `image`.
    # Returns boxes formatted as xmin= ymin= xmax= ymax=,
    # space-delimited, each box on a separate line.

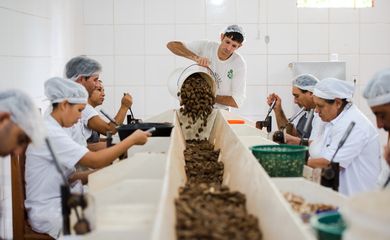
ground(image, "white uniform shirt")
xmin=185 ymin=40 xmax=247 ymax=110
xmin=309 ymin=104 xmax=381 ymax=196
xmin=25 ymin=115 xmax=89 ymax=238
xmin=310 ymin=113 xmax=325 ymax=141
xmin=64 ymin=104 xmax=99 ymax=146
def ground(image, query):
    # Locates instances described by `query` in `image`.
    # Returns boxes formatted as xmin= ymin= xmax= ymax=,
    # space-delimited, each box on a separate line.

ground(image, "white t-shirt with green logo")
xmin=186 ymin=40 xmax=247 ymax=110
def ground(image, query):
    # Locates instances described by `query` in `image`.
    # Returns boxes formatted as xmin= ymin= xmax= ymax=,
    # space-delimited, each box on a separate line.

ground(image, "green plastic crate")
xmin=250 ymin=144 xmax=308 ymax=177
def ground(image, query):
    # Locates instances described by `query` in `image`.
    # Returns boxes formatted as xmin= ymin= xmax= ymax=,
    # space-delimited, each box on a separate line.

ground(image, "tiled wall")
xmin=0 ymin=0 xmax=389 ymax=237
xmin=80 ymin=0 xmax=390 ymax=124
xmin=0 ymin=1 xmax=51 ymax=237
xmin=81 ymin=0 xmax=389 ymax=180
xmin=0 ymin=0 xmax=83 ymax=238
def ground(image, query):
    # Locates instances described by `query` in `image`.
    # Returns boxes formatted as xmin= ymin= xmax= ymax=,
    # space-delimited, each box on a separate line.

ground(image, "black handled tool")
xmin=288 ymin=107 xmax=305 ymax=124
xmin=265 ymin=100 xmax=276 ymax=121
xmin=100 ymin=109 xmax=119 ymax=126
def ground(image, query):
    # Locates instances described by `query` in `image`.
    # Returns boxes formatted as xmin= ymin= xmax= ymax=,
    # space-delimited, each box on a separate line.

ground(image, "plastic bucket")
xmin=310 ymin=211 xmax=346 ymax=240
xmin=167 ymin=64 xmax=217 ymax=99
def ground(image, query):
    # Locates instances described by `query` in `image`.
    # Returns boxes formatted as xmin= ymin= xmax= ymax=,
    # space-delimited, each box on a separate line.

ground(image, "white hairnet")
xmin=65 ymin=55 xmax=102 ymax=81
xmin=292 ymin=74 xmax=319 ymax=92
xmin=44 ymin=77 xmax=88 ymax=104
xmin=0 ymin=89 xmax=45 ymax=145
xmin=313 ymin=78 xmax=354 ymax=100
xmin=363 ymin=68 xmax=390 ymax=107
xmin=223 ymin=25 xmax=245 ymax=39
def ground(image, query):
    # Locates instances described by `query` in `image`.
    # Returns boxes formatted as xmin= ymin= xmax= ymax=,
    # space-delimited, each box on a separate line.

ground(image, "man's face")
xmin=292 ymin=87 xmax=313 ymax=109
xmin=89 ymin=86 xmax=105 ymax=106
xmin=80 ymin=74 xmax=100 ymax=96
xmin=370 ymin=103 xmax=390 ymax=132
xmin=0 ymin=114 xmax=30 ymax=156
xmin=218 ymin=34 xmax=241 ymax=60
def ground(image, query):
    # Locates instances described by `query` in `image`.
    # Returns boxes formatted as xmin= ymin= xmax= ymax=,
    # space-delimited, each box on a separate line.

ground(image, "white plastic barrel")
xmin=167 ymin=64 xmax=217 ymax=99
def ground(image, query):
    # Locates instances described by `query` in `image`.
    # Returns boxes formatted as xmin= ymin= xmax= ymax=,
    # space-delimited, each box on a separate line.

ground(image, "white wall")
xmin=80 ymin=0 xmax=389 ymax=142
xmin=0 ymin=0 xmax=389 ymax=238
xmin=0 ymin=0 xmax=83 ymax=238
xmin=0 ymin=1 xmax=51 ymax=237
xmin=79 ymin=0 xmax=390 ymax=122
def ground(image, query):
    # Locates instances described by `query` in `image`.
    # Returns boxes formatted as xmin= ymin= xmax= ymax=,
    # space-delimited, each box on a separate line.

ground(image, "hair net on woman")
xmin=363 ymin=68 xmax=390 ymax=107
xmin=313 ymin=78 xmax=354 ymax=100
xmin=292 ymin=74 xmax=319 ymax=92
xmin=0 ymin=90 xmax=45 ymax=145
xmin=45 ymin=77 xmax=88 ymax=104
xmin=65 ymin=55 xmax=102 ymax=81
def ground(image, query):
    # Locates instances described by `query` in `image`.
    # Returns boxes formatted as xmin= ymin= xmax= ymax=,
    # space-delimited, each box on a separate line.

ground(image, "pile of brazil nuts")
xmin=184 ymin=139 xmax=223 ymax=184
xmin=178 ymin=73 xmax=215 ymax=138
xmin=283 ymin=192 xmax=337 ymax=223
xmin=175 ymin=139 xmax=263 ymax=240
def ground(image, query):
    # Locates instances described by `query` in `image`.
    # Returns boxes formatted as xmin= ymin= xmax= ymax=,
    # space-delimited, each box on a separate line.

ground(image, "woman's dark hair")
xmin=299 ymin=89 xmax=309 ymax=94
xmin=224 ymin=32 xmax=244 ymax=44
xmin=325 ymin=98 xmax=349 ymax=110
xmin=52 ymin=102 xmax=76 ymax=109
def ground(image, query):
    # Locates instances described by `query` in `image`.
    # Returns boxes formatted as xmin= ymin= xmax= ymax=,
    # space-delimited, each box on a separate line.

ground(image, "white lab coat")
xmin=25 ymin=115 xmax=89 ymax=238
xmin=63 ymin=104 xmax=98 ymax=146
xmin=309 ymin=113 xmax=325 ymax=141
xmin=309 ymin=104 xmax=381 ymax=196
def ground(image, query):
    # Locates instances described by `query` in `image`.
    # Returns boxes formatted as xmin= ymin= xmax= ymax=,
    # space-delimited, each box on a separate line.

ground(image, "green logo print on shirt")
xmin=227 ymin=69 xmax=233 ymax=79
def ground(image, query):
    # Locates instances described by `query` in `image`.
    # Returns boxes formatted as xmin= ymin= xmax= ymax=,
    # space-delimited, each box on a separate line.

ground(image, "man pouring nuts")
xmin=167 ymin=25 xmax=247 ymax=111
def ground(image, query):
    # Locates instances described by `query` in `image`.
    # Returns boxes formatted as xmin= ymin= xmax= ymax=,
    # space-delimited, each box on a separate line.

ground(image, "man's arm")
xmin=88 ymin=94 xmax=132 ymax=136
xmin=216 ymin=95 xmax=238 ymax=108
xmin=113 ymin=94 xmax=132 ymax=127
xmin=167 ymin=41 xmax=209 ymax=67
xmin=267 ymin=93 xmax=288 ymax=128
xmin=266 ymin=93 xmax=299 ymax=136
xmin=87 ymin=141 xmax=107 ymax=151
xmin=88 ymin=116 xmax=117 ymax=135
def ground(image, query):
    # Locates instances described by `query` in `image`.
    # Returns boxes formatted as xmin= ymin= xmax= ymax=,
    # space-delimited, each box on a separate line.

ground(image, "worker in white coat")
xmin=64 ymin=55 xmax=133 ymax=148
xmin=0 ymin=90 xmax=44 ymax=157
xmin=25 ymin=77 xmax=151 ymax=238
xmin=308 ymin=78 xmax=381 ymax=196
xmin=267 ymin=74 xmax=323 ymax=144
xmin=363 ymin=68 xmax=390 ymax=186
